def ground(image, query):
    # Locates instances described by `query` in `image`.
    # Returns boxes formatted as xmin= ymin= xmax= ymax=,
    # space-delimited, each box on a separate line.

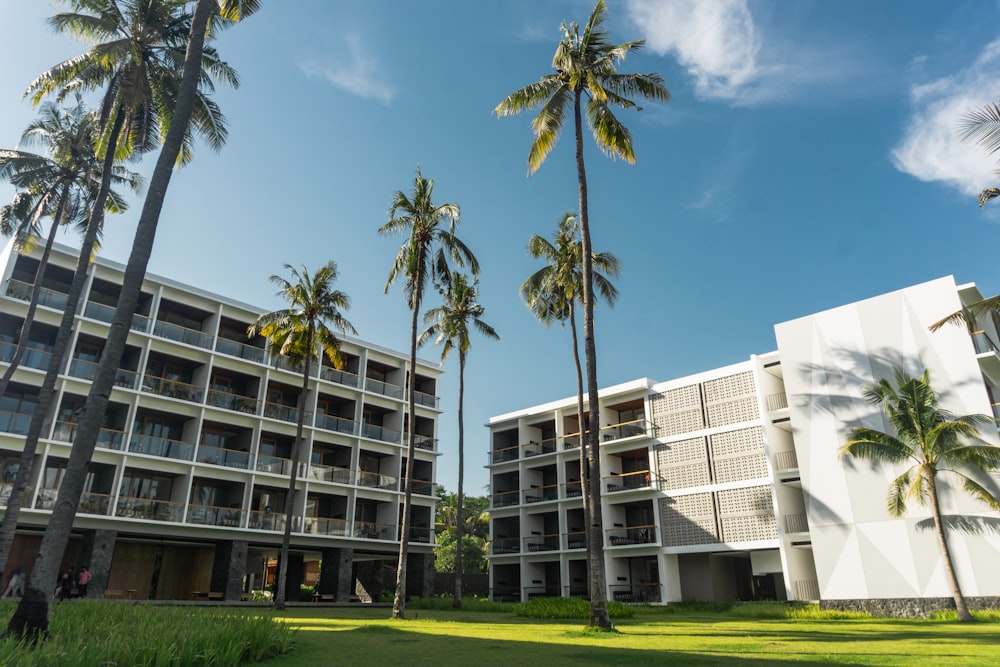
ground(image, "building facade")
xmin=0 ymin=240 xmax=441 ymax=601
xmin=488 ymin=276 xmax=1000 ymax=612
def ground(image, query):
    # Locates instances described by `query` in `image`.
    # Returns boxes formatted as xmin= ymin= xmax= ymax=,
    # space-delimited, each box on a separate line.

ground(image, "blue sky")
xmin=2 ymin=0 xmax=1000 ymax=496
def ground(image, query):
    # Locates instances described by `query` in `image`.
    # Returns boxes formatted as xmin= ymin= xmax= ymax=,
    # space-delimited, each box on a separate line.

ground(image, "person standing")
xmin=58 ymin=571 xmax=74 ymax=601
xmin=76 ymin=567 xmax=93 ymax=598
xmin=2 ymin=568 xmax=24 ymax=598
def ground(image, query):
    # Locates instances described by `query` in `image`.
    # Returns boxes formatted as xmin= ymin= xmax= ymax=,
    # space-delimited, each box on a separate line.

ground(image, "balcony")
xmin=783 ymin=512 xmax=810 ymax=534
xmin=263 ymin=402 xmax=301 ymax=424
xmin=315 ymin=413 xmax=356 ymax=435
xmin=411 ymin=479 xmax=434 ymax=496
xmin=521 ymin=437 xmax=557 ymax=458
xmin=357 ymin=470 xmax=397 ymax=491
xmin=365 ymin=377 xmax=404 ymax=400
xmin=5 ymin=279 xmax=68 ymax=310
xmin=307 ymin=464 xmax=353 ymax=485
xmin=115 ymin=496 xmax=183 ymax=522
xmin=361 ymin=423 xmax=401 ymax=445
xmin=773 ymin=450 xmax=799 ymax=471
xmin=128 ymin=434 xmax=195 ymax=462
xmin=303 ymin=516 xmax=350 ymax=536
xmin=78 ymin=491 xmax=112 ymax=516
xmin=606 ymin=524 xmax=657 ymax=546
xmin=214 ymin=337 xmax=265 ymax=363
xmin=490 ymin=445 xmax=519 ymax=464
xmin=564 ymin=531 xmax=586 ymax=550
xmin=256 ymin=454 xmax=294 ymax=475
xmin=414 ymin=390 xmax=438 ymax=409
xmin=0 ymin=341 xmax=52 ymax=371
xmin=491 ymin=537 xmax=520 ymax=555
xmin=319 ymin=366 xmax=359 ymax=388
xmin=525 ymin=585 xmax=560 ymax=600
xmin=522 ymin=484 xmax=559 ymax=504
xmin=152 ymin=320 xmax=213 ymax=349
xmin=599 ymin=418 xmax=652 ymax=443
xmin=490 ymin=490 xmax=520 ymax=508
xmin=206 ymin=388 xmax=260 ymax=414
xmin=406 ymin=525 xmax=433 ymax=543
xmin=766 ymin=392 xmax=789 ymax=411
xmin=66 ymin=359 xmax=139 ymax=390
xmin=197 ymin=444 xmax=250 ymax=469
xmin=564 ymin=480 xmax=583 ymax=498
xmin=354 ymin=521 xmax=395 ymax=540
xmin=603 ymin=470 xmax=651 ymax=493
xmin=248 ymin=509 xmax=286 ymax=532
xmin=0 ymin=410 xmax=32 ymax=435
xmin=83 ymin=301 xmax=150 ymax=332
xmin=403 ymin=433 xmax=437 ymax=451
xmin=53 ymin=421 xmax=126 ymax=451
xmin=142 ymin=375 xmax=204 ymax=403
xmin=187 ymin=503 xmax=242 ymax=527
xmin=610 ymin=583 xmax=660 ymax=603
xmin=522 ymin=533 xmax=559 ymax=552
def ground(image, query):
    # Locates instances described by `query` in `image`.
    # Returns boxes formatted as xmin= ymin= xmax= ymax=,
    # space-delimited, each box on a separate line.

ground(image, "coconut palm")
xmin=0 ymin=98 xmax=140 ymax=584
xmin=379 ymin=168 xmax=478 ymax=619
xmin=839 ymin=368 xmax=1000 ymax=622
xmin=248 ymin=262 xmax=355 ymax=610
xmin=419 ymin=272 xmax=498 ymax=607
xmin=496 ymin=0 xmax=667 ymax=628
xmin=958 ymin=103 xmax=1000 ymax=207
xmin=6 ymin=0 xmax=256 ymax=639
xmin=520 ymin=212 xmax=620 ymax=566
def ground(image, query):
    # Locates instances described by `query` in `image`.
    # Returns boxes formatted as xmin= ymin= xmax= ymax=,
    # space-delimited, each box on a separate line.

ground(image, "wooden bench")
xmin=104 ymin=589 xmax=124 ymax=599
xmin=207 ymin=592 xmax=224 ymax=601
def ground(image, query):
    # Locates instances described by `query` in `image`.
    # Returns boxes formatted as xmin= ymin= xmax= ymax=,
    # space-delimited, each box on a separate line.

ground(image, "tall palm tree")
xmin=0 ymin=98 xmax=139 ymax=584
xmin=419 ymin=271 xmax=498 ymax=608
xmin=520 ymin=211 xmax=620 ymax=570
xmin=496 ymin=0 xmax=667 ymax=628
xmin=248 ymin=262 xmax=355 ymax=610
xmin=839 ymin=368 xmax=1000 ymax=622
xmin=379 ymin=168 xmax=478 ymax=619
xmin=958 ymin=103 xmax=1000 ymax=207
xmin=6 ymin=0 xmax=256 ymax=639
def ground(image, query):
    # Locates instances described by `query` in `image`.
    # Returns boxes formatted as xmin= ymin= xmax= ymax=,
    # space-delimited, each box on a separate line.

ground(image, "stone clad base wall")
xmin=822 ymin=597 xmax=1000 ymax=618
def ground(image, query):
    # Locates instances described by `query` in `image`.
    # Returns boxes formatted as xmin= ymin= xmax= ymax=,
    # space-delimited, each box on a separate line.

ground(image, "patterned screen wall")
xmin=710 ymin=426 xmax=769 ymax=484
xmin=659 ymin=493 xmax=719 ymax=546
xmin=654 ymin=437 xmax=711 ymax=489
xmin=649 ymin=384 xmax=704 ymax=436
xmin=703 ymin=371 xmax=760 ymax=428
xmin=716 ymin=485 xmax=777 ymax=542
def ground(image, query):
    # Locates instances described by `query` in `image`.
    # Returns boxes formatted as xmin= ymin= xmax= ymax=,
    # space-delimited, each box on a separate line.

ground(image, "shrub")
xmin=407 ymin=594 xmax=509 ymax=612
xmin=513 ymin=597 xmax=634 ymax=620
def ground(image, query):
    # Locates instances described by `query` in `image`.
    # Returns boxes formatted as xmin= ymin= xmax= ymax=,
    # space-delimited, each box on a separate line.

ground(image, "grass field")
xmin=265 ymin=605 xmax=1000 ymax=667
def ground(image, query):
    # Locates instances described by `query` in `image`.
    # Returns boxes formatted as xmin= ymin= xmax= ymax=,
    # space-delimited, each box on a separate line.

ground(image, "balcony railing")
xmin=248 ymin=509 xmax=287 ymax=532
xmin=303 ymin=516 xmax=350 ymax=536
xmin=214 ymin=337 xmax=265 ymax=363
xmin=128 ymin=434 xmax=195 ymax=461
xmin=606 ymin=524 xmax=657 ymax=546
xmin=364 ymin=377 xmax=404 ymax=400
xmin=361 ymin=423 xmax=401 ymax=444
xmin=766 ymin=392 xmax=789 ymax=411
xmin=307 ymin=464 xmax=353 ymax=484
xmin=491 ymin=537 xmax=520 ymax=555
xmin=599 ymin=418 xmax=651 ymax=443
xmin=142 ymin=374 xmax=204 ymax=403
xmin=522 ymin=533 xmax=559 ymax=552
xmin=411 ymin=479 xmax=434 ymax=496
xmin=564 ymin=531 xmax=586 ymax=550
xmin=315 ymin=413 xmax=356 ymax=435
xmin=256 ymin=454 xmax=294 ymax=475
xmin=187 ymin=503 xmax=242 ymax=527
xmin=414 ymin=390 xmax=438 ymax=408
xmin=354 ymin=521 xmax=395 ymax=540
xmin=490 ymin=445 xmax=518 ymax=464
xmin=774 ymin=449 xmax=799 ymax=471
xmin=521 ymin=437 xmax=557 ymax=458
xmin=604 ymin=470 xmax=651 ymax=493
xmin=319 ymin=366 xmax=359 ymax=388
xmin=54 ymin=421 xmax=126 ymax=451
xmin=82 ymin=301 xmax=151 ymax=332
xmin=490 ymin=490 xmax=520 ymax=508
xmin=610 ymin=583 xmax=660 ymax=603
xmin=115 ymin=496 xmax=183 ymax=522
xmin=0 ymin=341 xmax=52 ymax=370
xmin=783 ymin=513 xmax=809 ymax=534
xmin=563 ymin=584 xmax=589 ymax=599
xmin=357 ymin=470 xmax=397 ymax=491
xmin=272 ymin=355 xmax=303 ymax=373
xmin=78 ymin=491 xmax=112 ymax=516
xmin=523 ymin=484 xmax=559 ymax=504
xmin=406 ymin=526 xmax=433 ymax=543
xmin=0 ymin=410 xmax=33 ymax=435
xmin=524 ymin=585 xmax=561 ymax=600
xmin=152 ymin=319 xmax=212 ymax=349
xmin=206 ymin=387 xmax=260 ymax=414
xmin=564 ymin=480 xmax=583 ymax=498
xmin=404 ymin=434 xmax=437 ymax=451
xmin=972 ymin=330 xmax=1000 ymax=355
xmin=263 ymin=402 xmax=300 ymax=423
xmin=34 ymin=486 xmax=58 ymax=510
xmin=5 ymin=279 xmax=68 ymax=310
xmin=66 ymin=359 xmax=138 ymax=390
xmin=197 ymin=444 xmax=250 ymax=469
xmin=562 ymin=431 xmax=583 ymax=449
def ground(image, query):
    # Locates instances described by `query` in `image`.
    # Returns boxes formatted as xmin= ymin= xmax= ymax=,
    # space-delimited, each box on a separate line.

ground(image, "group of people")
xmin=1 ymin=566 xmax=93 ymax=600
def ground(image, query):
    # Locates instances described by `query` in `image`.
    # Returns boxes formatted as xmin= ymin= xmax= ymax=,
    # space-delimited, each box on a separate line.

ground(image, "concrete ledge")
xmin=821 ymin=596 xmax=1000 ymax=618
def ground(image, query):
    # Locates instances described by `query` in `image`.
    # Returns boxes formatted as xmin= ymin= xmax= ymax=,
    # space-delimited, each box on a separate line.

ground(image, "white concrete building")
xmin=487 ymin=276 xmax=1000 ymax=612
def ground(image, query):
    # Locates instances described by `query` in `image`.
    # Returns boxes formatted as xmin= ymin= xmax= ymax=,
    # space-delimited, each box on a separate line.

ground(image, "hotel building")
xmin=487 ymin=276 xmax=1000 ymax=613
xmin=0 ymin=240 xmax=441 ymax=601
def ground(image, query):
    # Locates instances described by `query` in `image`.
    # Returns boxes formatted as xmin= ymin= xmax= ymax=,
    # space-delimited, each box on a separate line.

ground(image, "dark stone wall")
xmin=77 ymin=529 xmax=116 ymax=599
xmin=821 ymin=596 xmax=1000 ymax=618
xmin=319 ymin=547 xmax=353 ymax=600
xmin=433 ymin=572 xmax=489 ymax=597
xmin=210 ymin=540 xmax=248 ymax=601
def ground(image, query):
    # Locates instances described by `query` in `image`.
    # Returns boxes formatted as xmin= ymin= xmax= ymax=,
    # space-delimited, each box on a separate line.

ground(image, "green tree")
xmin=248 ymin=262 xmax=355 ymax=609
xmin=434 ymin=532 xmax=487 ymax=575
xmin=6 ymin=0 xmax=256 ymax=639
xmin=520 ymin=212 xmax=620 ymax=564
xmin=496 ymin=0 xmax=667 ymax=629
xmin=958 ymin=103 xmax=1000 ymax=207
xmin=379 ymin=168 xmax=478 ymax=619
xmin=420 ymin=272 xmax=498 ymax=607
xmin=0 ymin=96 xmax=139 ymax=582
xmin=839 ymin=368 xmax=1000 ymax=622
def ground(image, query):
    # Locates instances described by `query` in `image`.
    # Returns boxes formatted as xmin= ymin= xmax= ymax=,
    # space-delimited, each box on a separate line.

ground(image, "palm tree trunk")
xmin=393 ymin=260 xmax=423 ymax=619
xmin=275 ymin=330 xmax=312 ymax=610
xmin=5 ymin=0 xmax=213 ymax=639
xmin=574 ymin=88 xmax=612 ymax=630
xmin=927 ymin=471 xmax=973 ymax=621
xmin=569 ymin=306 xmax=589 ymax=555
xmin=453 ymin=349 xmax=465 ymax=608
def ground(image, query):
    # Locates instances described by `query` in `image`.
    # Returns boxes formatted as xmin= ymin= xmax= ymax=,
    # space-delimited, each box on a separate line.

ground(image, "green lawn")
xmin=266 ymin=606 xmax=1000 ymax=667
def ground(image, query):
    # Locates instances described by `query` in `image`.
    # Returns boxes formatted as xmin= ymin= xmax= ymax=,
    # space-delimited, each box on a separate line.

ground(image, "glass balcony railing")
xmin=357 ymin=470 xmax=397 ymax=491
xmin=152 ymin=320 xmax=213 ymax=349
xmin=52 ymin=421 xmax=126 ymax=451
xmin=522 ymin=484 xmax=559 ymax=504
xmin=491 ymin=537 xmax=520 ymax=555
xmin=319 ymin=366 xmax=359 ymax=388
xmin=65 ymin=359 xmax=139 ymax=390
xmin=5 ymin=279 xmax=68 ymax=310
xmin=303 ymin=516 xmax=350 ymax=536
xmin=364 ymin=377 xmax=404 ymax=400
xmin=263 ymin=402 xmax=300 ymax=423
xmin=406 ymin=526 xmax=433 ymax=544
xmin=82 ymin=301 xmax=151 ymax=332
xmin=248 ymin=509 xmax=286 ymax=532
xmin=599 ymin=418 xmax=651 ymax=443
xmin=34 ymin=486 xmax=58 ymax=510
xmin=403 ymin=433 xmax=436 ymax=451
xmin=78 ymin=491 xmax=112 ymax=516
xmin=205 ymin=388 xmax=259 ymax=414
xmin=115 ymin=496 xmax=183 ymax=522
xmin=129 ymin=434 xmax=195 ymax=461
xmin=214 ymin=337 xmax=265 ymax=363
xmin=490 ymin=445 xmax=519 ymax=464
xmin=414 ymin=390 xmax=439 ymax=408
xmin=361 ymin=423 xmax=401 ymax=444
xmin=490 ymin=490 xmax=520 ymax=508
xmin=353 ymin=521 xmax=395 ymax=540
xmin=606 ymin=524 xmax=657 ymax=546
xmin=521 ymin=437 xmax=557 ymax=458
xmin=307 ymin=464 xmax=353 ymax=484
xmin=197 ymin=444 xmax=250 ymax=469
xmin=187 ymin=503 xmax=242 ymax=527
xmin=603 ymin=470 xmax=652 ymax=493
xmin=255 ymin=454 xmax=294 ymax=475
xmin=0 ymin=410 xmax=33 ymax=435
xmin=315 ymin=413 xmax=356 ymax=435
xmin=411 ymin=479 xmax=434 ymax=496
xmin=141 ymin=374 xmax=204 ymax=403
xmin=0 ymin=341 xmax=53 ymax=370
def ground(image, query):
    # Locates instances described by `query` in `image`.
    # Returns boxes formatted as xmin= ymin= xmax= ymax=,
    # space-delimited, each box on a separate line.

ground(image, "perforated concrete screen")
xmin=716 ymin=485 xmax=777 ymax=542
xmin=659 ymin=493 xmax=720 ymax=546
xmin=704 ymin=371 xmax=760 ymax=428
xmin=654 ymin=438 xmax=711 ymax=489
xmin=649 ymin=385 xmax=704 ymax=436
xmin=710 ymin=427 xmax=769 ymax=484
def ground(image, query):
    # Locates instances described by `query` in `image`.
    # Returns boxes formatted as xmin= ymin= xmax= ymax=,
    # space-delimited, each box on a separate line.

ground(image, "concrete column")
xmin=405 ymin=552 xmax=434 ymax=599
xmin=284 ymin=552 xmax=304 ymax=601
xmin=318 ymin=547 xmax=353 ymax=601
xmin=210 ymin=540 xmax=248 ymax=601
xmin=77 ymin=529 xmax=116 ymax=599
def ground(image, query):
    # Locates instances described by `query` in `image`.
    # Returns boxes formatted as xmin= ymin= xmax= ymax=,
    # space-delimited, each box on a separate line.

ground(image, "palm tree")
xmin=520 ymin=212 xmax=620 ymax=571
xmin=0 ymin=98 xmax=140 ymax=583
xmin=496 ymin=0 xmax=667 ymax=628
xmin=6 ymin=0 xmax=256 ymax=639
xmin=248 ymin=262 xmax=355 ymax=610
xmin=958 ymin=103 xmax=1000 ymax=207
xmin=419 ymin=272 xmax=498 ymax=608
xmin=839 ymin=368 xmax=1000 ymax=622
xmin=379 ymin=168 xmax=478 ymax=619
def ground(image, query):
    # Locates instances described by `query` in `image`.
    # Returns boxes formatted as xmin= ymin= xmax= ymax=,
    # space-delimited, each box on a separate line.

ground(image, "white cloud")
xmin=625 ymin=0 xmax=760 ymax=101
xmin=891 ymin=40 xmax=1000 ymax=196
xmin=298 ymin=34 xmax=395 ymax=105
